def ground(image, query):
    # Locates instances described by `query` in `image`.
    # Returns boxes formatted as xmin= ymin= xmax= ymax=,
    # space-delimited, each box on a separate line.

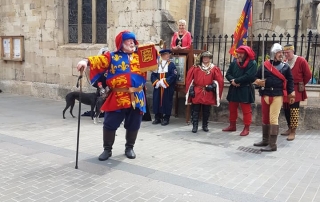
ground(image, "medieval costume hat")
xmin=235 ymin=45 xmax=255 ymax=60
xmin=197 ymin=51 xmax=213 ymax=65
xmin=159 ymin=49 xmax=172 ymax=55
xmin=283 ymin=44 xmax=295 ymax=51
xmin=114 ymin=30 xmax=139 ymax=51
xmin=270 ymin=43 xmax=283 ymax=60
xmin=200 ymin=51 xmax=213 ymax=59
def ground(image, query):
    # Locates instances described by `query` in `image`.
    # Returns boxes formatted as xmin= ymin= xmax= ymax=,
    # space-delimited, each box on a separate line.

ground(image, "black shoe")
xmin=152 ymin=119 xmax=161 ymax=124
xmin=98 ymin=150 xmax=112 ymax=161
xmin=161 ymin=119 xmax=169 ymax=126
xmin=125 ymin=148 xmax=136 ymax=159
xmin=202 ymin=126 xmax=209 ymax=132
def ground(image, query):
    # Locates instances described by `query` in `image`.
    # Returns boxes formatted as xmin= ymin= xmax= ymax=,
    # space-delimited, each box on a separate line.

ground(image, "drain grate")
xmin=237 ymin=146 xmax=262 ymax=154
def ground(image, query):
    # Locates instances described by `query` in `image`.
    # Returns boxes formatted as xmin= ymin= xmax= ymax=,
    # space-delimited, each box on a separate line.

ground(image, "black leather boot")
xmin=254 ymin=124 xmax=270 ymax=147
xmin=152 ymin=113 xmax=162 ymax=124
xmin=192 ymin=104 xmax=200 ymax=133
xmin=261 ymin=125 xmax=279 ymax=152
xmin=125 ymin=130 xmax=138 ymax=159
xmin=202 ymin=105 xmax=211 ymax=132
xmin=161 ymin=115 xmax=170 ymax=126
xmin=98 ymin=129 xmax=116 ymax=161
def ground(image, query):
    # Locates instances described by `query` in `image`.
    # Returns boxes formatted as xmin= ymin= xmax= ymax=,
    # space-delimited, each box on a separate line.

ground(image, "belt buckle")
xmin=270 ymin=87 xmax=273 ymax=90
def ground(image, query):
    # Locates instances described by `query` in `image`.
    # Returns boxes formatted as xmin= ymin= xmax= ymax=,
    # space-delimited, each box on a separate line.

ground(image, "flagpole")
xmin=261 ymin=0 xmax=265 ymax=88
xmin=250 ymin=0 xmax=253 ymax=48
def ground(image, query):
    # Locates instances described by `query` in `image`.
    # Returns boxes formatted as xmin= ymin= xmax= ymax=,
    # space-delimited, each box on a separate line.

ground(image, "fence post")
xmin=223 ymin=34 xmax=228 ymax=77
xmin=306 ymin=30 xmax=313 ymax=62
xmin=286 ymin=33 xmax=291 ymax=44
xmin=312 ymin=34 xmax=318 ymax=83
xmin=272 ymin=33 xmax=276 ymax=44
xmin=279 ymin=33 xmax=283 ymax=44
xmin=217 ymin=35 xmax=222 ymax=66
xmin=206 ymin=35 xmax=210 ymax=51
xmin=201 ymin=35 xmax=204 ymax=50
xmin=300 ymin=34 xmax=305 ymax=56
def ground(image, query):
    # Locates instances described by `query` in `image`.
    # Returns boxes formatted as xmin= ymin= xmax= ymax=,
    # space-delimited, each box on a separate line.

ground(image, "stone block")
xmin=41 ymin=29 xmax=55 ymax=41
xmin=45 ymin=73 xmax=60 ymax=84
xmin=46 ymin=10 xmax=55 ymax=20
xmin=136 ymin=10 xmax=154 ymax=26
xmin=42 ymin=50 xmax=57 ymax=57
xmin=32 ymin=72 xmax=46 ymax=83
xmin=274 ymin=0 xmax=297 ymax=9
xmin=44 ymin=19 xmax=56 ymax=29
xmin=151 ymin=10 xmax=161 ymax=23
xmin=306 ymin=91 xmax=320 ymax=97
xmin=118 ymin=11 xmax=132 ymax=26
xmin=140 ymin=0 xmax=158 ymax=10
xmin=39 ymin=41 xmax=56 ymax=49
xmin=304 ymin=107 xmax=320 ymax=129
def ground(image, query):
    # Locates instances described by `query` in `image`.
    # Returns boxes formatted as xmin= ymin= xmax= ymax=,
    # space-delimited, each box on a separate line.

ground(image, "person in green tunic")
xmin=222 ymin=45 xmax=257 ymax=136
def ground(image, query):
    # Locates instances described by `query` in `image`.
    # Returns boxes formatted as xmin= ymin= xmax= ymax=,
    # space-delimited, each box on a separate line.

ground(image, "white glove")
xmin=77 ymin=60 xmax=88 ymax=71
xmin=159 ymin=79 xmax=167 ymax=89
xmin=155 ymin=81 xmax=160 ymax=89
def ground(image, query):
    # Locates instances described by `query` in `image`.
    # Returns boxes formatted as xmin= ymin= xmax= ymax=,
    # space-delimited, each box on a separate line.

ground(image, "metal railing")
xmin=193 ymin=31 xmax=319 ymax=84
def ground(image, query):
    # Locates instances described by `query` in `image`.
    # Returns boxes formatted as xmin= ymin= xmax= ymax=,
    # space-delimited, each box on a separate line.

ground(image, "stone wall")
xmin=0 ymin=0 xmax=188 ymax=99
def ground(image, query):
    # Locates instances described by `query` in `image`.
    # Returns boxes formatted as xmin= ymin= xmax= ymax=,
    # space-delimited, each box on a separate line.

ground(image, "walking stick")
xmin=75 ymin=69 xmax=84 ymax=169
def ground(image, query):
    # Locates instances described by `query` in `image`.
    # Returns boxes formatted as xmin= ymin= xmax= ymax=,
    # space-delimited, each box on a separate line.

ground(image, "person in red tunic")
xmin=170 ymin=19 xmax=192 ymax=50
xmin=185 ymin=51 xmax=224 ymax=133
xmin=281 ymin=44 xmax=312 ymax=141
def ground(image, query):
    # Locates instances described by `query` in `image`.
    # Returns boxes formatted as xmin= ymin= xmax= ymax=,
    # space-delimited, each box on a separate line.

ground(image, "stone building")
xmin=0 ymin=0 xmax=320 ymax=128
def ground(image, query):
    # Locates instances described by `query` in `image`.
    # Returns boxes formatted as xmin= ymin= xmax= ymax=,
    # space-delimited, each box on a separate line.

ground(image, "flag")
xmin=229 ymin=0 xmax=252 ymax=57
xmin=137 ymin=44 xmax=158 ymax=72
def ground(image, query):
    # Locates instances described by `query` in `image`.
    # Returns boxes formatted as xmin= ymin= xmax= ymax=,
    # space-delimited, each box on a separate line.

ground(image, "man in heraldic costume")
xmin=77 ymin=30 xmax=147 ymax=161
xmin=185 ymin=51 xmax=224 ymax=133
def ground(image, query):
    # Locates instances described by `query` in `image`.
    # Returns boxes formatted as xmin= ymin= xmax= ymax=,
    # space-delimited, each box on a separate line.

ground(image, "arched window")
xmin=264 ymin=0 xmax=272 ymax=21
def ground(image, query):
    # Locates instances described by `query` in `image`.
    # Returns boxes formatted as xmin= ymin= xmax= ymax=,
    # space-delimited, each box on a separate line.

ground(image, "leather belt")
xmin=195 ymin=85 xmax=207 ymax=90
xmin=112 ymin=86 xmax=143 ymax=109
xmin=263 ymin=87 xmax=282 ymax=90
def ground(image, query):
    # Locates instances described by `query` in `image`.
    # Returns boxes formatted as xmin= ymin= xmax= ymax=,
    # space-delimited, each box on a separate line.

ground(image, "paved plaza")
xmin=1 ymin=93 xmax=320 ymax=202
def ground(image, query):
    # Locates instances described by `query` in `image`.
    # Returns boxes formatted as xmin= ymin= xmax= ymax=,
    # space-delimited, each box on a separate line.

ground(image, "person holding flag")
xmin=223 ymin=0 xmax=256 ymax=136
xmin=222 ymin=46 xmax=257 ymax=136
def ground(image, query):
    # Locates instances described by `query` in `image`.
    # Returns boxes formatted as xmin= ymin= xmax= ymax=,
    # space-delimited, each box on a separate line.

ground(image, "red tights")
xmin=228 ymin=102 xmax=252 ymax=125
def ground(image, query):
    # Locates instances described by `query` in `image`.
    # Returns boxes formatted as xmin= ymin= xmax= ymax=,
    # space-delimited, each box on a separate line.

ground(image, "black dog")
xmin=93 ymin=97 xmax=105 ymax=124
xmin=63 ymin=92 xmax=97 ymax=120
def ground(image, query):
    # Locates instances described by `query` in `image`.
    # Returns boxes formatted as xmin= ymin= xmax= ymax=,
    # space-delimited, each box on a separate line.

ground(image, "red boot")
xmin=222 ymin=121 xmax=236 ymax=131
xmin=240 ymin=125 xmax=250 ymax=136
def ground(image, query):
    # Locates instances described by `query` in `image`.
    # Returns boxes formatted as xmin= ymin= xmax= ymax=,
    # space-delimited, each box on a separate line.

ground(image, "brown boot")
xmin=261 ymin=125 xmax=279 ymax=152
xmin=280 ymin=128 xmax=290 ymax=136
xmin=254 ymin=124 xmax=269 ymax=146
xmin=287 ymin=128 xmax=296 ymax=141
xmin=222 ymin=121 xmax=236 ymax=132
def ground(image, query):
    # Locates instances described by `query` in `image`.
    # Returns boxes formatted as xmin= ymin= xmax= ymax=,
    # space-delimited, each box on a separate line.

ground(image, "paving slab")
xmin=0 ymin=93 xmax=320 ymax=202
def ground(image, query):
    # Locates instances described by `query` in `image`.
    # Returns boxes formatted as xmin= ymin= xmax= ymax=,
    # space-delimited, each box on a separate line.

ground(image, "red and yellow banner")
xmin=137 ymin=44 xmax=158 ymax=72
xmin=229 ymin=0 xmax=252 ymax=57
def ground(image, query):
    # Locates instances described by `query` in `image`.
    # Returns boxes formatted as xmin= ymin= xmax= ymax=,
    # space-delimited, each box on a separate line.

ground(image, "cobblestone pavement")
xmin=1 ymin=93 xmax=320 ymax=202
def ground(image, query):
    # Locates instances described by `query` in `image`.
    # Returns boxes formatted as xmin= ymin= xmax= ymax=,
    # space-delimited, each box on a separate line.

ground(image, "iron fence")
xmin=193 ymin=31 xmax=319 ymax=84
